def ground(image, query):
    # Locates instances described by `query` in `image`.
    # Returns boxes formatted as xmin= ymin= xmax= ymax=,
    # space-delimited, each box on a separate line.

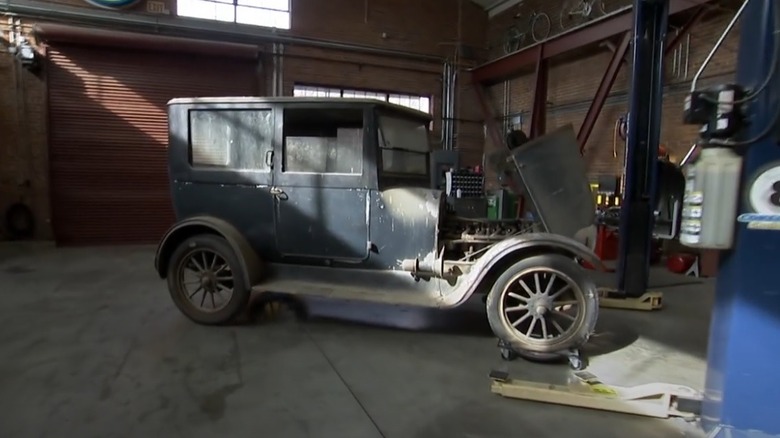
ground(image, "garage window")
xmin=189 ymin=109 xmax=274 ymax=171
xmin=177 ymin=0 xmax=291 ymax=30
xmin=282 ymin=107 xmax=364 ymax=175
xmin=293 ymin=85 xmax=432 ymax=115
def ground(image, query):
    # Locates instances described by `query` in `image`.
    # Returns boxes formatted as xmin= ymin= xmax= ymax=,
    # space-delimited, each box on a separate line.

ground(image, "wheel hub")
xmin=527 ymin=296 xmax=552 ymax=317
xmin=200 ymin=272 xmax=217 ymax=291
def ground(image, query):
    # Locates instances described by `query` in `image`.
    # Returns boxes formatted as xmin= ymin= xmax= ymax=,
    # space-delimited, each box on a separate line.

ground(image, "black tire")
xmin=485 ymin=254 xmax=599 ymax=356
xmin=531 ymin=12 xmax=551 ymax=42
xmin=166 ymin=234 xmax=251 ymax=325
xmin=500 ymin=347 xmax=518 ymax=361
xmin=4 ymin=202 xmax=35 ymax=240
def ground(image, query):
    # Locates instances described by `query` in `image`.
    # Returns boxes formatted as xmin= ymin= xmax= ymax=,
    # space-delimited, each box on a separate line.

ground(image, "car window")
xmin=378 ymin=114 xmax=429 ymax=176
xmin=282 ymin=107 xmax=363 ymax=175
xmin=189 ymin=109 xmax=273 ymax=172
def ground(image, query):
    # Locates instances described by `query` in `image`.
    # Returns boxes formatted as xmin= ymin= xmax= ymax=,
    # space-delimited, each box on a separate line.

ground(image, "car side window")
xmin=282 ymin=107 xmax=363 ymax=175
xmin=189 ymin=109 xmax=273 ymax=172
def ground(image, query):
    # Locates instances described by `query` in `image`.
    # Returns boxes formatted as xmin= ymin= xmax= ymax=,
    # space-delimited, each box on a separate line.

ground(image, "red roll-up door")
xmin=45 ymin=28 xmax=259 ymax=245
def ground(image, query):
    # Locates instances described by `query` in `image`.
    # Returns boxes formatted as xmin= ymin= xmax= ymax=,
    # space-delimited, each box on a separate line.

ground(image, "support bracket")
xmin=488 ymin=370 xmax=702 ymax=420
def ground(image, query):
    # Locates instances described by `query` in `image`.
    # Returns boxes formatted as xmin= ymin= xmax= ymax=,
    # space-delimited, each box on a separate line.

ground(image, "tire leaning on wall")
xmin=4 ymin=202 xmax=35 ymax=240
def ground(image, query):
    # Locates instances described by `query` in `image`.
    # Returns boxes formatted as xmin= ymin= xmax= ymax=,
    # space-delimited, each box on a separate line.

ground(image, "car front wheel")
xmin=485 ymin=254 xmax=599 ymax=359
xmin=166 ymin=234 xmax=250 ymax=325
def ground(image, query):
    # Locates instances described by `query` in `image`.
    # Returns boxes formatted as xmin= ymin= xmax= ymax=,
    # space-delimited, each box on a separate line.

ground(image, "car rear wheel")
xmin=485 ymin=254 xmax=599 ymax=358
xmin=167 ymin=234 xmax=250 ymax=325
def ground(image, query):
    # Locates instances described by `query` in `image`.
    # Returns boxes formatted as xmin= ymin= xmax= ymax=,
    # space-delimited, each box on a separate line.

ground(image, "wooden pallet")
xmin=488 ymin=369 xmax=701 ymax=419
xmin=597 ymin=288 xmax=664 ymax=311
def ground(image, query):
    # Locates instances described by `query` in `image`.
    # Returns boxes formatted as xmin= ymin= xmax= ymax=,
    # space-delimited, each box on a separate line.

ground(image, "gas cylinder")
xmin=679 ymin=146 xmax=743 ymax=249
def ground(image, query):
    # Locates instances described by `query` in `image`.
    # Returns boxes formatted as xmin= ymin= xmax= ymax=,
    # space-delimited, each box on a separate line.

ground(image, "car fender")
xmin=443 ymin=232 xmax=607 ymax=307
xmin=154 ymin=216 xmax=264 ymax=287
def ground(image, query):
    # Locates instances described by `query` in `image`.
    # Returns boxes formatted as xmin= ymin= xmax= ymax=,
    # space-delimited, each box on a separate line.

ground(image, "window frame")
xmin=273 ymin=103 xmax=377 ymax=190
xmin=178 ymin=103 xmax=277 ymax=187
xmin=176 ymin=0 xmax=291 ymax=30
xmin=188 ymin=107 xmax=275 ymax=173
xmin=374 ymin=108 xmax=432 ymax=185
xmin=292 ymin=84 xmax=433 ymax=119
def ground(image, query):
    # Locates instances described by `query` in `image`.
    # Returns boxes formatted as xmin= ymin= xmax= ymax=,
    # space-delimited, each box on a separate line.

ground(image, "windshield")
xmin=377 ymin=113 xmax=430 ymax=176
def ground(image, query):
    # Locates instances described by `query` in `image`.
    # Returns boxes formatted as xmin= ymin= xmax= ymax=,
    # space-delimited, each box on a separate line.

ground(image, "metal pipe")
xmin=447 ymin=62 xmax=457 ymax=150
xmin=441 ymin=62 xmax=450 ymax=149
xmin=503 ymin=81 xmax=509 ymax=132
xmin=442 ymin=62 xmax=449 ymax=149
xmin=671 ymin=29 xmax=679 ymax=78
xmin=442 ymin=62 xmax=453 ymax=150
xmin=440 ymin=64 xmax=446 ymax=148
xmin=691 ymin=0 xmax=750 ymax=91
xmin=271 ymin=43 xmax=278 ymax=96
xmin=674 ymin=30 xmax=683 ymax=79
xmin=684 ymin=33 xmax=691 ymax=79
xmin=450 ymin=66 xmax=457 ymax=149
xmin=448 ymin=62 xmax=453 ymax=149
xmin=680 ymin=143 xmax=699 ymax=166
xmin=1 ymin=0 xmax=445 ymax=63
xmin=278 ymin=43 xmax=284 ymax=95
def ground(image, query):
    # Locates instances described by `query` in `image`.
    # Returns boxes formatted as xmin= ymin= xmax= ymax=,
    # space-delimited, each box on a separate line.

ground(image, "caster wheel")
xmin=500 ymin=347 xmax=518 ymax=361
xmin=568 ymin=355 xmax=585 ymax=370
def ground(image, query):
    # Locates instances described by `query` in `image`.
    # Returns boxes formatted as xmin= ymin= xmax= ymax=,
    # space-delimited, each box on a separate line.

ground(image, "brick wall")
xmin=0 ymin=22 xmax=50 ymax=240
xmin=0 ymin=0 xmax=488 ymax=241
xmin=484 ymin=1 xmax=742 ymax=178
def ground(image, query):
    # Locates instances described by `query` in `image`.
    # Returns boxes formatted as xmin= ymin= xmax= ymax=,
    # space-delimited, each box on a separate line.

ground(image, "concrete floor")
xmin=0 ymin=242 xmax=712 ymax=438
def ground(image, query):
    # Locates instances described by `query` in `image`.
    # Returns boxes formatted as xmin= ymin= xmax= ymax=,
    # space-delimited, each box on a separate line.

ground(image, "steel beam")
xmin=577 ymin=31 xmax=631 ymax=152
xmin=471 ymin=0 xmax=710 ymax=86
xmin=616 ymin=0 xmax=669 ymax=299
xmin=664 ymin=5 xmax=707 ymax=50
xmin=576 ymin=5 xmax=705 ymax=152
xmin=2 ymin=0 xmax=445 ymax=64
xmin=529 ymin=45 xmax=548 ymax=138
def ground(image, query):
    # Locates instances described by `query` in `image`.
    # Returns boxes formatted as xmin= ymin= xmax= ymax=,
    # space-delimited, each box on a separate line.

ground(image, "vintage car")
xmin=154 ymin=96 xmax=605 ymax=367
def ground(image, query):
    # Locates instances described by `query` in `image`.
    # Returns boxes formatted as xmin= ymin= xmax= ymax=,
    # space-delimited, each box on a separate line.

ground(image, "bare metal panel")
xmin=510 ymin=124 xmax=596 ymax=239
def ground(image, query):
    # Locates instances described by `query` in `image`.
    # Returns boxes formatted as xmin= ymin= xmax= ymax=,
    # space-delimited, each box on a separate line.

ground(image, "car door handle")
xmin=270 ymin=187 xmax=289 ymax=201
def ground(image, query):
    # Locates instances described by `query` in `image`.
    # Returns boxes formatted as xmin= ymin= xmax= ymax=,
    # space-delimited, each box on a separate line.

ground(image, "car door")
xmin=169 ymin=102 xmax=278 ymax=260
xmin=272 ymin=104 xmax=371 ymax=262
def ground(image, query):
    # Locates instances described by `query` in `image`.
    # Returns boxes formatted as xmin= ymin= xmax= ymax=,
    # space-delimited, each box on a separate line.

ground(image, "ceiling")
xmin=470 ymin=0 xmax=524 ymax=17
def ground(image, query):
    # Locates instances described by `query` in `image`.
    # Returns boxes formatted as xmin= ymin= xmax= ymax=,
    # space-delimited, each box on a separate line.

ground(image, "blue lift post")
xmin=616 ymin=0 xmax=669 ymax=298
xmin=702 ymin=0 xmax=780 ymax=435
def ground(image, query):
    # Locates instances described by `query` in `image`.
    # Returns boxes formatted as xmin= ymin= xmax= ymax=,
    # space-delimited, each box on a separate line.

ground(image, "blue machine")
xmin=621 ymin=0 xmax=780 ymax=435
xmin=616 ymin=0 xmax=668 ymax=299
xmin=698 ymin=0 xmax=780 ymax=435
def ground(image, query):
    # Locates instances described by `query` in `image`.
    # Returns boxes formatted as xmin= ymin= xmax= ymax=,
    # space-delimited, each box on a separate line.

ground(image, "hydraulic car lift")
xmin=700 ymin=0 xmax=780 ymax=435
xmin=488 ymin=0 xmax=780 ymax=434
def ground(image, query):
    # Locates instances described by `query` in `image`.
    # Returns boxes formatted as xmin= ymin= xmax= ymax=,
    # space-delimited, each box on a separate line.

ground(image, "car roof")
xmin=167 ymin=96 xmax=432 ymax=120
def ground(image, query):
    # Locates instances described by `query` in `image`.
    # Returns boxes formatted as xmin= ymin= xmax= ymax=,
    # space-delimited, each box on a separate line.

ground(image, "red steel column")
xmin=576 ymin=31 xmax=632 ymax=152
